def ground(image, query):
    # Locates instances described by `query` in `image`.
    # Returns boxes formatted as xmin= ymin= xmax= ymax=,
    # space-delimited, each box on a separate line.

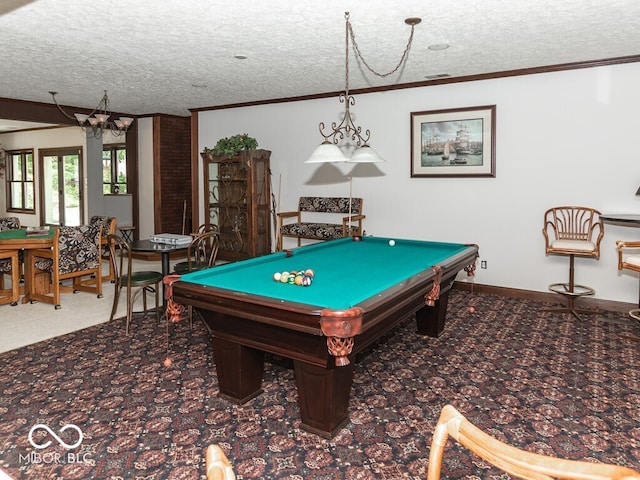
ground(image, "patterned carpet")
xmin=1 ymin=290 xmax=640 ymax=479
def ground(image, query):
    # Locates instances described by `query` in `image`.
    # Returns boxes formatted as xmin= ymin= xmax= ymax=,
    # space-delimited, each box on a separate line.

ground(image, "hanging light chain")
xmin=345 ymin=13 xmax=418 ymax=80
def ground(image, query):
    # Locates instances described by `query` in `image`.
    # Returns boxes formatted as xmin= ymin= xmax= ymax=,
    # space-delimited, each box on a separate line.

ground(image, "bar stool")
xmin=541 ymin=206 xmax=604 ymax=320
xmin=615 ymin=240 xmax=640 ymax=321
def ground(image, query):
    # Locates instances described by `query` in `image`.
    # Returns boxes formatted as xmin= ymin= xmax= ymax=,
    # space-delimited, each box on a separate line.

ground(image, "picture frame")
xmin=410 ymin=105 xmax=496 ymax=178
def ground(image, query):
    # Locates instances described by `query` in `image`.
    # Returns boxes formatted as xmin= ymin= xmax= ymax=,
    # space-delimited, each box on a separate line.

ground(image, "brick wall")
xmin=153 ymin=115 xmax=191 ymax=234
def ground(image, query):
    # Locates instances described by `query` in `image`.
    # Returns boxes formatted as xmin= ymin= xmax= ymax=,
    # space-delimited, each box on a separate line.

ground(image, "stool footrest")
xmin=548 ymin=282 xmax=595 ymax=298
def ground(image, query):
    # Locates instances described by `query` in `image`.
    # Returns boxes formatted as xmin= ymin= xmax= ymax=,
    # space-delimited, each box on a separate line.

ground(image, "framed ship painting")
xmin=410 ymin=105 xmax=496 ymax=178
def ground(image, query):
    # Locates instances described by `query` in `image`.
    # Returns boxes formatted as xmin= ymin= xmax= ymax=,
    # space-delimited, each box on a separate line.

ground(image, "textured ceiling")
xmin=0 ymin=0 xmax=639 ymax=119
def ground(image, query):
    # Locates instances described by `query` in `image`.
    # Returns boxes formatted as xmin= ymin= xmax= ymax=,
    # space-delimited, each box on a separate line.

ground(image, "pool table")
xmin=171 ymin=236 xmax=478 ymax=437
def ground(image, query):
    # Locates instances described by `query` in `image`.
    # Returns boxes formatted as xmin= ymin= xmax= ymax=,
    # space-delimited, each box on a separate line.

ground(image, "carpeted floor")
xmin=1 ymin=290 xmax=640 ymax=479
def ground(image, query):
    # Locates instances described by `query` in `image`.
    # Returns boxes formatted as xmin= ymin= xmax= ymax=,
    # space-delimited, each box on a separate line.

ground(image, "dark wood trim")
xmin=190 ymin=112 xmax=200 ymax=232
xmin=189 ymin=54 xmax=640 ymax=113
xmin=152 ymin=115 xmax=162 ymax=234
xmin=453 ymin=282 xmax=635 ymax=314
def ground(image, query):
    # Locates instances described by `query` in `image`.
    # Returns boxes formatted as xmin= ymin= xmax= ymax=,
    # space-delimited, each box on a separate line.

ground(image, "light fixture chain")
xmin=346 ymin=19 xmax=416 ymax=79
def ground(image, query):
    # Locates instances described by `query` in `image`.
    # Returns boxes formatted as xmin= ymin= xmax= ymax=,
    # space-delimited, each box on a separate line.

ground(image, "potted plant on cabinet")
xmin=202 ymin=133 xmax=258 ymax=159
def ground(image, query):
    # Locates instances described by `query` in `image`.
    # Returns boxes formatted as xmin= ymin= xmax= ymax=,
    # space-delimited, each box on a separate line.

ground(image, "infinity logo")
xmin=28 ymin=424 xmax=83 ymax=450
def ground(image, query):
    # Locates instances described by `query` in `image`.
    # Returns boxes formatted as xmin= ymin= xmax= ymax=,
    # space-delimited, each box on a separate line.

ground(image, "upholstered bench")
xmin=276 ymin=196 xmax=365 ymax=250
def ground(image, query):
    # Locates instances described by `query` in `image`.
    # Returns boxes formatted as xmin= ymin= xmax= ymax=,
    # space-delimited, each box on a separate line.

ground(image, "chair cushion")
xmin=280 ymin=222 xmax=360 ymax=240
xmin=174 ymin=261 xmax=210 ymax=275
xmin=124 ymin=271 xmax=163 ymax=285
xmin=550 ymin=239 xmax=596 ymax=252
xmin=0 ymin=258 xmax=12 ymax=273
xmin=36 ymin=224 xmax=102 ymax=274
xmin=625 ymin=255 xmax=640 ymax=267
xmin=0 ymin=217 xmax=20 ymax=230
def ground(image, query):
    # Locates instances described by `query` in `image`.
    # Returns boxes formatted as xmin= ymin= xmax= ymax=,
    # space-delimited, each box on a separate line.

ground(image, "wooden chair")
xmin=0 ymin=217 xmax=22 ymax=306
xmin=615 ymin=239 xmax=640 ymax=321
xmin=205 ymin=445 xmax=236 ymax=480
xmin=541 ymin=206 xmax=604 ymax=320
xmin=27 ymin=224 xmax=103 ymax=309
xmin=174 ymin=231 xmax=220 ymax=327
xmin=0 ymin=249 xmax=20 ymax=306
xmin=427 ymin=404 xmax=640 ymax=480
xmin=107 ymin=234 xmax=163 ymax=334
xmin=90 ymin=215 xmax=118 ymax=282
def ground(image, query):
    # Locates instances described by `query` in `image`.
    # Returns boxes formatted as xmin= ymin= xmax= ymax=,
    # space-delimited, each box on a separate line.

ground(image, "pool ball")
xmin=273 ymin=272 xmax=282 ymax=282
xmin=388 ymin=239 xmax=396 ymax=246
xmin=302 ymin=275 xmax=313 ymax=286
xmin=280 ymin=272 xmax=289 ymax=283
xmin=304 ymin=269 xmax=314 ymax=278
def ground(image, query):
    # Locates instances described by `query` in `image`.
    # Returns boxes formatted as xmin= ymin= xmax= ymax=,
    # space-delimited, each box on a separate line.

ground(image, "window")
xmin=102 ymin=144 xmax=127 ymax=194
xmin=6 ymin=149 xmax=35 ymax=212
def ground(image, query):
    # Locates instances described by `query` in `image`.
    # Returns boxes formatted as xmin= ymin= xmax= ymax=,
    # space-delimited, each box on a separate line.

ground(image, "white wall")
xmin=197 ymin=62 xmax=640 ymax=304
xmin=137 ymin=117 xmax=155 ymax=239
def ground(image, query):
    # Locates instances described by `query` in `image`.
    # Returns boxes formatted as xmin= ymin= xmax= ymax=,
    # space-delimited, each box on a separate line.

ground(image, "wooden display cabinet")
xmin=202 ymin=149 xmax=271 ymax=261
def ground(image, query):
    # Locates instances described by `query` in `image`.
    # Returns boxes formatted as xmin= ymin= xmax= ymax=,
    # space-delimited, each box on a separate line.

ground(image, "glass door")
xmin=40 ymin=148 xmax=84 ymax=226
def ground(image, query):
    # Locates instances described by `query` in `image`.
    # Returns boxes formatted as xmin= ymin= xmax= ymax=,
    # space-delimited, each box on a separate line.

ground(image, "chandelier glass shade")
xmin=306 ymin=12 xmax=420 ymax=164
xmin=49 ymin=90 xmax=134 ymax=138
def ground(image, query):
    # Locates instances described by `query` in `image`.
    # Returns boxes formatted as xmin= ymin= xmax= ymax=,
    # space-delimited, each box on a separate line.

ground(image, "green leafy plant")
xmin=203 ymin=134 xmax=258 ymax=157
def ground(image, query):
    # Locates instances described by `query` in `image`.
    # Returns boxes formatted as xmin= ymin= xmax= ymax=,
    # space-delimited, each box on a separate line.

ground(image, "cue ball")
xmin=388 ymin=239 xmax=396 ymax=246
xmin=273 ymin=272 xmax=281 ymax=282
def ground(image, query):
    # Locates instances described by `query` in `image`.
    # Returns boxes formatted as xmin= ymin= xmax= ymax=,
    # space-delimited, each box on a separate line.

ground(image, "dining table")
xmin=0 ymin=227 xmax=56 ymax=304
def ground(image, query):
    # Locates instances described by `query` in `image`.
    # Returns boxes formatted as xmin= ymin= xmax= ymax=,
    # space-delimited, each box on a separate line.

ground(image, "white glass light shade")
xmin=94 ymin=113 xmax=110 ymax=124
xmin=118 ymin=117 xmax=134 ymax=128
xmin=87 ymin=117 xmax=100 ymax=127
xmin=305 ymin=141 xmax=349 ymax=163
xmin=349 ymin=145 xmax=384 ymax=163
xmin=74 ymin=113 xmax=89 ymax=125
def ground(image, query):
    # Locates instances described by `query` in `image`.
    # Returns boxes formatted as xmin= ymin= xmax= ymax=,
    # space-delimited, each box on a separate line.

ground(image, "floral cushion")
xmin=280 ymin=222 xmax=360 ymax=240
xmin=298 ymin=197 xmax=362 ymax=214
xmin=0 ymin=258 xmax=12 ymax=273
xmin=89 ymin=216 xmax=116 ymax=239
xmin=0 ymin=217 xmax=20 ymax=230
xmin=35 ymin=224 xmax=101 ymax=275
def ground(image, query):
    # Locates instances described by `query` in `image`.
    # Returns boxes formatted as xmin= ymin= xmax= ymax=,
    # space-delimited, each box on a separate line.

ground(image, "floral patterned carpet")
xmin=1 ymin=290 xmax=640 ymax=479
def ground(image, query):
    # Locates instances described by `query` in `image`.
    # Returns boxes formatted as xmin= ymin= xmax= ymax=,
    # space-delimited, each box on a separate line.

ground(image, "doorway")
xmin=39 ymin=147 xmax=84 ymax=226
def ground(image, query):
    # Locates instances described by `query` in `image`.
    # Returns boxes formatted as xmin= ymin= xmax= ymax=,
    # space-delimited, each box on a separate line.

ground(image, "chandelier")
xmin=306 ymin=12 xmax=420 ymax=164
xmin=49 ymin=90 xmax=134 ymax=138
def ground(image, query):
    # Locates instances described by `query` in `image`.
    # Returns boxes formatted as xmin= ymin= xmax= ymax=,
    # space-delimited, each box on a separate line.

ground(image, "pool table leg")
xmin=416 ymin=289 xmax=451 ymax=337
xmin=213 ymin=337 xmax=265 ymax=404
xmin=294 ymin=360 xmax=354 ymax=438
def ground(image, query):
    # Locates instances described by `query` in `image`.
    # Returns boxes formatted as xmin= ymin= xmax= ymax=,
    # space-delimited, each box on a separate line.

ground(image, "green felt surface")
xmin=0 ymin=228 xmax=55 ymax=240
xmin=181 ymin=236 xmax=469 ymax=310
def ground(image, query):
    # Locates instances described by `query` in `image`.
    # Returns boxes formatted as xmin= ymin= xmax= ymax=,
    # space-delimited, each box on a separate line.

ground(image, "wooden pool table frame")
xmin=172 ymin=241 xmax=478 ymax=438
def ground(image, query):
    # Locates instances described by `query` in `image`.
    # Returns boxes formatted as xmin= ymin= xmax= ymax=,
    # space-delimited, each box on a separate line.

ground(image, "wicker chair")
xmin=615 ymin=240 xmax=640 ymax=321
xmin=541 ymin=206 xmax=604 ymax=320
xmin=427 ymin=404 xmax=640 ymax=480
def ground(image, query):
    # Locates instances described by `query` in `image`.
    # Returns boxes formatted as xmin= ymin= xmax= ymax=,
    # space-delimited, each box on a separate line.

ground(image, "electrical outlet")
xmin=480 ymin=260 xmax=487 ymax=269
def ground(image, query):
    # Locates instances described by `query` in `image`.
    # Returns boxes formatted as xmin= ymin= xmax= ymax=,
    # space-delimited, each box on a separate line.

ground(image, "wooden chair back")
xmin=427 ymin=405 xmax=640 ymax=480
xmin=542 ymin=206 xmax=603 ymax=258
xmin=90 ymin=215 xmax=118 ymax=281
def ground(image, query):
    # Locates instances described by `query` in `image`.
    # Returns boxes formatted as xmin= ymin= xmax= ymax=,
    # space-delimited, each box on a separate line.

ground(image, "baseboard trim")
xmin=453 ymin=281 xmax=636 ymax=314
